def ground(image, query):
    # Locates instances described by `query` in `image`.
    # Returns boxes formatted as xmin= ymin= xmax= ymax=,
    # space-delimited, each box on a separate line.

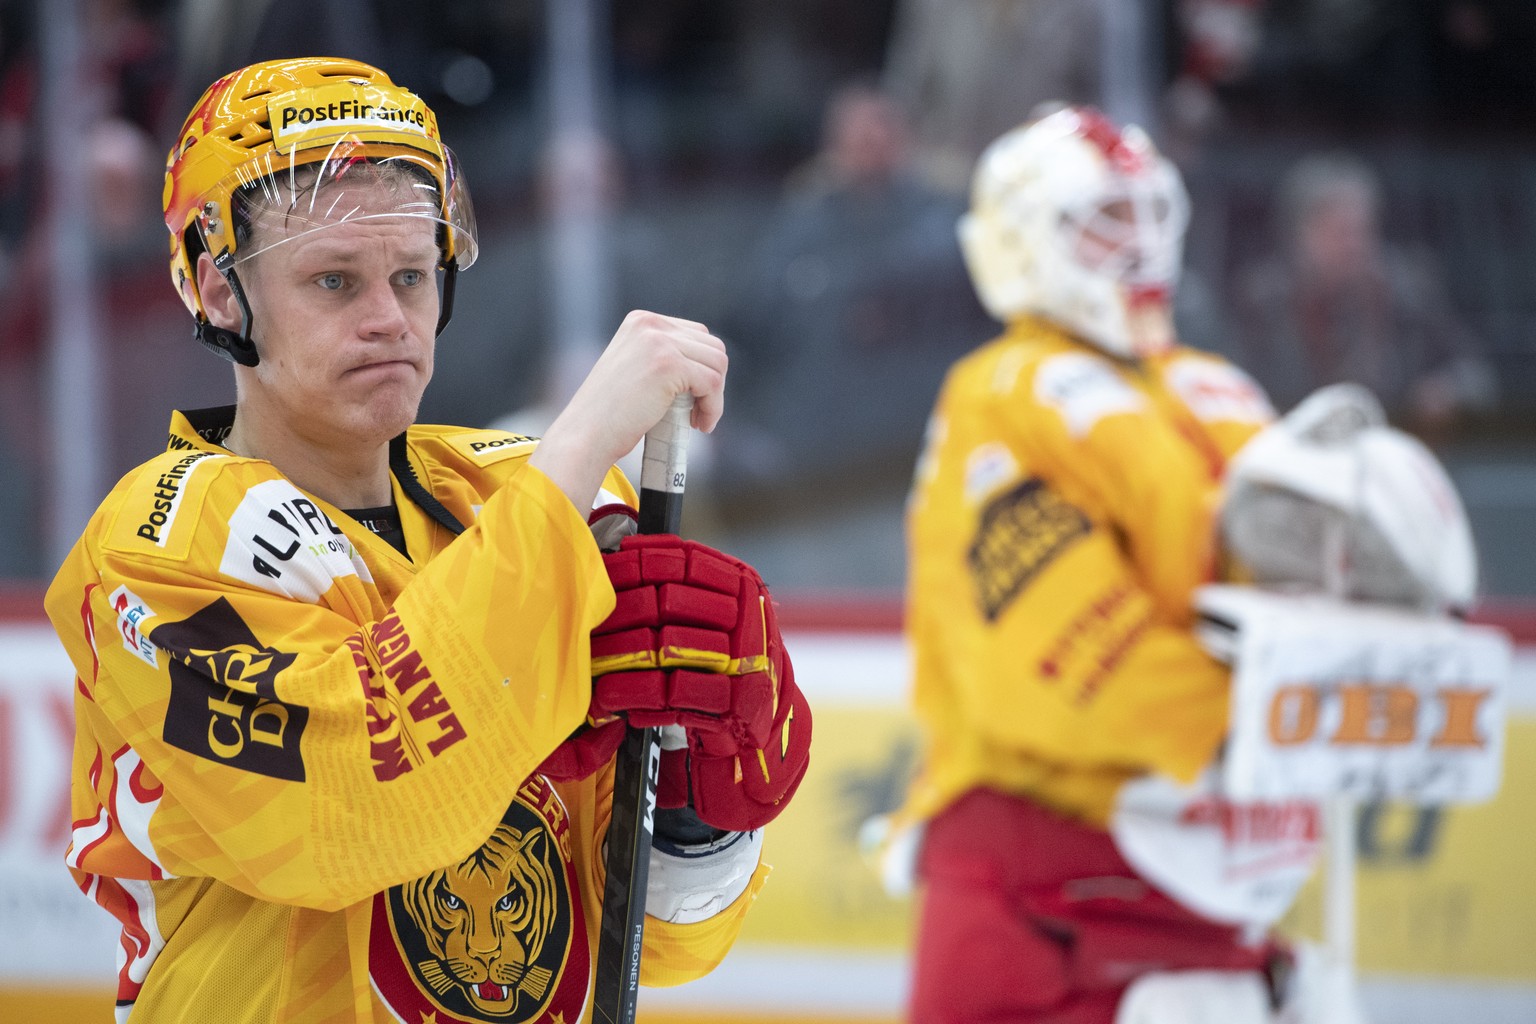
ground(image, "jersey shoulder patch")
xmin=103 ymin=453 xmax=375 ymax=604
xmin=1164 ymin=354 xmax=1274 ymax=425
xmin=962 ymin=440 xmax=1021 ymax=506
xmin=103 ymin=449 xmax=230 ymax=560
xmin=428 ymin=426 xmax=540 ymax=466
xmin=1033 ymin=351 xmax=1147 ymax=438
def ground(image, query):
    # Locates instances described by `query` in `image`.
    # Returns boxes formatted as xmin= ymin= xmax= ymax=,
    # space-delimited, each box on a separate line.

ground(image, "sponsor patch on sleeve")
xmin=1034 ymin=352 xmax=1146 ymax=438
xmin=963 ymin=441 xmax=1020 ymax=505
xmin=1037 ymin=583 xmax=1154 ymax=706
xmin=967 ymin=478 xmax=1091 ymax=621
xmin=350 ymin=612 xmax=466 ymax=782
xmin=1164 ymin=356 xmax=1274 ymax=424
xmin=155 ymin=597 xmax=307 ymax=781
xmin=109 ymin=585 xmax=159 ymax=668
xmin=450 ymin=429 xmax=539 ymax=465
xmin=219 ymin=479 xmax=374 ymax=602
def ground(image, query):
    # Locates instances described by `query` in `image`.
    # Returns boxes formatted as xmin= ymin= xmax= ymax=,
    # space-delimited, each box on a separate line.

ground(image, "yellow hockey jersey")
xmin=901 ymin=318 xmax=1274 ymax=829
xmin=47 ymin=406 xmax=766 ymax=1024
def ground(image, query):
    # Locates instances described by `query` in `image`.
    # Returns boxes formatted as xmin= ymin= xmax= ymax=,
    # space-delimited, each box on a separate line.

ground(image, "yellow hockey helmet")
xmin=163 ymin=57 xmax=478 ymax=363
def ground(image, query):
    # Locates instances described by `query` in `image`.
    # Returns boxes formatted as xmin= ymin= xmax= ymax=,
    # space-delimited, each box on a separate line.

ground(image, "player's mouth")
xmin=345 ymin=359 xmax=416 ymax=379
xmin=345 ymin=356 xmax=420 ymax=380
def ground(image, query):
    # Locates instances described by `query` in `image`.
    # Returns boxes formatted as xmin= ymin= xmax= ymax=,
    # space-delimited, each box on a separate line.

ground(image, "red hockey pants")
xmin=909 ymin=788 xmax=1284 ymax=1024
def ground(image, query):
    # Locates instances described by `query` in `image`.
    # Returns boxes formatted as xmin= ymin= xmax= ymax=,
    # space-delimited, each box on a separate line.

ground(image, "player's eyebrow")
xmin=292 ymin=242 xmax=440 ymax=267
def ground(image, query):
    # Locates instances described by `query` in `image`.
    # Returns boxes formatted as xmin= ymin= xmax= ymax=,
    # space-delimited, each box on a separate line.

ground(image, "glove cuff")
xmin=645 ymin=828 xmax=762 ymax=924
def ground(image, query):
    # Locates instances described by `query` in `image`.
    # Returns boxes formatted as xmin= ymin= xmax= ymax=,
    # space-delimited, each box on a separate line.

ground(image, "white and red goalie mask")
xmin=958 ymin=105 xmax=1190 ymax=359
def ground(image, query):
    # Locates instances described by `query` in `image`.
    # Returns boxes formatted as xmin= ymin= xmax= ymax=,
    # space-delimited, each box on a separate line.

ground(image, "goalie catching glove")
xmin=539 ymin=534 xmax=811 ymax=832
xmin=1219 ymin=382 xmax=1476 ymax=614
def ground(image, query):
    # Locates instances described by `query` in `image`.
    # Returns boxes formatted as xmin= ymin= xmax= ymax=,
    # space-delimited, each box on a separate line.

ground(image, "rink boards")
xmin=1 ymin=594 xmax=1533 ymax=1023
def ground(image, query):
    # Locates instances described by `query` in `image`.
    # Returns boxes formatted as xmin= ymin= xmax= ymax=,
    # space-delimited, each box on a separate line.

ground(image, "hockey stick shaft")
xmin=593 ymin=395 xmax=692 ymax=1024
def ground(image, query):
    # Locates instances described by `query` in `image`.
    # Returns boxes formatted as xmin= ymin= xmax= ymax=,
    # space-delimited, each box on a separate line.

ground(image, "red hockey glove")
xmin=589 ymin=534 xmax=812 ymax=832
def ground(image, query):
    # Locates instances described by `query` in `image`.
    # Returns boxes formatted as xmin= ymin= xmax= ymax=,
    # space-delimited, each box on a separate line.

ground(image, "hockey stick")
xmin=593 ymin=394 xmax=692 ymax=1024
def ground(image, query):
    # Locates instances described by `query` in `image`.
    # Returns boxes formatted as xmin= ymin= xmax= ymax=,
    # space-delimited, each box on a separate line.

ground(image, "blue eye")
xmin=318 ymin=273 xmax=345 ymax=291
xmin=497 ymin=893 xmax=514 ymax=911
xmin=398 ymin=269 xmax=426 ymax=287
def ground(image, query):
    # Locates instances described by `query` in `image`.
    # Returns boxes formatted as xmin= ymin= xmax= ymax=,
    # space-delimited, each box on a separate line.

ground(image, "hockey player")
xmin=45 ymin=57 xmax=810 ymax=1023
xmin=893 ymin=105 xmax=1298 ymax=1023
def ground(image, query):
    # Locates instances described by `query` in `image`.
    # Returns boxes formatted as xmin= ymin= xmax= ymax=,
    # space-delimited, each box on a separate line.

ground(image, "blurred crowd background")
xmin=3 ymin=0 xmax=1535 ymax=600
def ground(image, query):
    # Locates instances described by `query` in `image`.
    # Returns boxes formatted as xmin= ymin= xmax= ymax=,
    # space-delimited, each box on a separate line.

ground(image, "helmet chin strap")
xmin=436 ymin=260 xmax=458 ymax=336
xmin=196 ymin=252 xmax=260 ymax=367
xmin=195 ymin=256 xmax=461 ymax=367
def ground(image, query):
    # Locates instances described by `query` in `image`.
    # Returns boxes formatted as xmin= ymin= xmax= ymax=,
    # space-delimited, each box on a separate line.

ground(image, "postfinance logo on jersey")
xmin=268 ymin=83 xmax=435 ymax=154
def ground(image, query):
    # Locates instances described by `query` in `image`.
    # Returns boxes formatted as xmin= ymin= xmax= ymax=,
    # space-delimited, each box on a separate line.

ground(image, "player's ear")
xmin=196 ymin=253 xmax=242 ymax=331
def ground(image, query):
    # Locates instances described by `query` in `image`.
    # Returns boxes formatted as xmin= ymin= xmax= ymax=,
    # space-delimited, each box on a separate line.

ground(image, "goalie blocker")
xmin=1206 ymin=382 xmax=1510 ymax=805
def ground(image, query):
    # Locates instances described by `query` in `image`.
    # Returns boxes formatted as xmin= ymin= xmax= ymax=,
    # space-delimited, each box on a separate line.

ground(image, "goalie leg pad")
xmin=1114 ymin=970 xmax=1274 ymax=1024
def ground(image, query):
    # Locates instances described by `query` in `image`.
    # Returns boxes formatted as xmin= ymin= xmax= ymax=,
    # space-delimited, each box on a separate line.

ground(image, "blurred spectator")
xmin=714 ymin=81 xmax=987 ymax=505
xmin=463 ymin=131 xmax=777 ymax=548
xmin=881 ymin=0 xmax=1105 ymax=192
xmin=86 ymin=118 xmax=233 ymax=466
xmin=172 ymin=0 xmax=391 ymax=118
xmin=458 ymin=133 xmax=743 ymax=437
xmin=1204 ymin=0 xmax=1536 ymax=129
xmin=1228 ymin=150 xmax=1498 ymax=430
xmin=0 ymin=119 xmax=231 ymax=539
xmin=0 ymin=0 xmax=187 ymax=578
xmin=0 ymin=4 xmax=37 ymax=257
xmin=1161 ymin=0 xmax=1267 ymax=169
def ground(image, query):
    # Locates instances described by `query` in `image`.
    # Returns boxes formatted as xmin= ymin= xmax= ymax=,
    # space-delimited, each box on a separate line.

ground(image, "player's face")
xmin=236 ymin=184 xmax=441 ymax=451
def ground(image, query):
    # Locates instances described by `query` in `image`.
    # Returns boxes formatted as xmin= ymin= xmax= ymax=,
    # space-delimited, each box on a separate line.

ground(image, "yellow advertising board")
xmin=1283 ymin=718 xmax=1536 ymax=980
xmin=2 ymin=619 xmax=1533 ymax=1023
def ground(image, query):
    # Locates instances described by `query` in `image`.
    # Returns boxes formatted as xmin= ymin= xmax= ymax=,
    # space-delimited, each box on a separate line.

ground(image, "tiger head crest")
xmin=400 ymin=823 xmax=564 ymax=1017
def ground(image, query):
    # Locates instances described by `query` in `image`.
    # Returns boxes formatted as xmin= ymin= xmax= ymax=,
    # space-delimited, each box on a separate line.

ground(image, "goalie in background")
xmin=886 ymin=104 xmax=1302 ymax=1024
xmin=886 ymin=103 xmax=1487 ymax=1023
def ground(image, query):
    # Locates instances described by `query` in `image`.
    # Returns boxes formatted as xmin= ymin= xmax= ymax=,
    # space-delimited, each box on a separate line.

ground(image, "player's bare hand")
xmin=530 ymin=310 xmax=727 ymax=511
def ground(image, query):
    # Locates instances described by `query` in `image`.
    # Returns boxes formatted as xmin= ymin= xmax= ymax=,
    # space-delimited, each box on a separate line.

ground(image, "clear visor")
xmin=226 ymin=136 xmax=478 ymax=270
xmin=1056 ymin=175 xmax=1184 ymax=287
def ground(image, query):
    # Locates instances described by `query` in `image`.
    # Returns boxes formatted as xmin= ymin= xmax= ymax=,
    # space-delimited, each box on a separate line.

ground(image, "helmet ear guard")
xmin=187 ymin=244 xmax=260 ymax=366
xmin=957 ymin=209 xmax=1034 ymax=325
xmin=195 ymin=321 xmax=261 ymax=367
